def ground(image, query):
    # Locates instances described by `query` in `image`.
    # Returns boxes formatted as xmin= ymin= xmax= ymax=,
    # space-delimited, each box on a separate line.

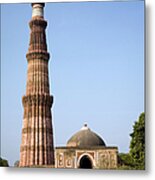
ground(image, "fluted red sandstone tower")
xmin=19 ymin=3 xmax=54 ymax=167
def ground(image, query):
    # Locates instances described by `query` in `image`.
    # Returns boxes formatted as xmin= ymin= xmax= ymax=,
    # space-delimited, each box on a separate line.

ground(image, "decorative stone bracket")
xmin=26 ymin=51 xmax=50 ymax=61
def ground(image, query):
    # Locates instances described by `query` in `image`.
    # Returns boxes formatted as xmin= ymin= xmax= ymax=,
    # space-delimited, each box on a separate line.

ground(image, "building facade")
xmin=55 ymin=124 xmax=118 ymax=169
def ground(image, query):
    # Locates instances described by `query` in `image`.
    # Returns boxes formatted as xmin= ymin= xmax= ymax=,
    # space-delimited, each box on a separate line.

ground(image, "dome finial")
xmin=84 ymin=123 xmax=87 ymax=127
xmin=81 ymin=123 xmax=89 ymax=130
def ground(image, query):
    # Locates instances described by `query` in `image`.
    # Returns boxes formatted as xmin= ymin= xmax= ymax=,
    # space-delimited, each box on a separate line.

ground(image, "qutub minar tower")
xmin=19 ymin=3 xmax=54 ymax=167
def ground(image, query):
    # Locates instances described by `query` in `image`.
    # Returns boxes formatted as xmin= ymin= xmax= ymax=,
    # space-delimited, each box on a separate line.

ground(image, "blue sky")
xmin=1 ymin=1 xmax=144 ymax=166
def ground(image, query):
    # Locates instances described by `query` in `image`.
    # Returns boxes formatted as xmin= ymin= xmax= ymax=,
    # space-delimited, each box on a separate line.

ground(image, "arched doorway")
xmin=79 ymin=155 xmax=93 ymax=169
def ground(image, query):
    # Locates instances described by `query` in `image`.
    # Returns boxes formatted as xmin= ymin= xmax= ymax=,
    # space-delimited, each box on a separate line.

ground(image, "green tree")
xmin=0 ymin=157 xmax=9 ymax=167
xmin=118 ymin=153 xmax=134 ymax=167
xmin=129 ymin=112 xmax=145 ymax=169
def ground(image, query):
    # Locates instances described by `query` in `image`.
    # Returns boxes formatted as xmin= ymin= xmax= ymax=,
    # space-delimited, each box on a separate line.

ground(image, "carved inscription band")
xmin=26 ymin=51 xmax=50 ymax=61
xmin=22 ymin=94 xmax=53 ymax=107
xmin=22 ymin=127 xmax=52 ymax=134
xmin=20 ymin=145 xmax=53 ymax=152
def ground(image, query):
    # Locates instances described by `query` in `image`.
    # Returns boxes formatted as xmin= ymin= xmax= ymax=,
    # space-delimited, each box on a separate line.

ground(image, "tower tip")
xmin=31 ymin=3 xmax=45 ymax=18
xmin=31 ymin=3 xmax=45 ymax=7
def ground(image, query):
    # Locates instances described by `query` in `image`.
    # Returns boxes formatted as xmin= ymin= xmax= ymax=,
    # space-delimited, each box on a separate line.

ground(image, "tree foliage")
xmin=0 ymin=157 xmax=9 ymax=167
xmin=129 ymin=112 xmax=145 ymax=169
xmin=118 ymin=153 xmax=134 ymax=168
xmin=118 ymin=112 xmax=145 ymax=170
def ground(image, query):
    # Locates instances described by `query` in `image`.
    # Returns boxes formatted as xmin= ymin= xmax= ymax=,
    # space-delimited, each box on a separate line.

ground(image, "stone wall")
xmin=55 ymin=147 xmax=118 ymax=169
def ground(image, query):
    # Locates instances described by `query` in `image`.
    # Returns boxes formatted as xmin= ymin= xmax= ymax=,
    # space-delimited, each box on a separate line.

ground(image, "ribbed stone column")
xmin=19 ymin=3 xmax=54 ymax=167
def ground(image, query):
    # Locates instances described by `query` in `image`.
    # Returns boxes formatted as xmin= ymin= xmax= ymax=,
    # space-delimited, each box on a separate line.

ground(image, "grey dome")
xmin=67 ymin=124 xmax=106 ymax=147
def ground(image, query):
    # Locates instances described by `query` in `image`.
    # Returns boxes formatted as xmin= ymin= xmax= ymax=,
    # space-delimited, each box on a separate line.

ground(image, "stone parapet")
xmin=26 ymin=51 xmax=50 ymax=62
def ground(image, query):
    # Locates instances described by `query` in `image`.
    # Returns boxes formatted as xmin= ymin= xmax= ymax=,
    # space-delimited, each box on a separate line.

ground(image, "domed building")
xmin=55 ymin=124 xmax=118 ymax=169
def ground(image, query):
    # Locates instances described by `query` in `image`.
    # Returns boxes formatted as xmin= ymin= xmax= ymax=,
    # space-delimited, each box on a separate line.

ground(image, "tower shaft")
xmin=19 ymin=3 xmax=54 ymax=167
